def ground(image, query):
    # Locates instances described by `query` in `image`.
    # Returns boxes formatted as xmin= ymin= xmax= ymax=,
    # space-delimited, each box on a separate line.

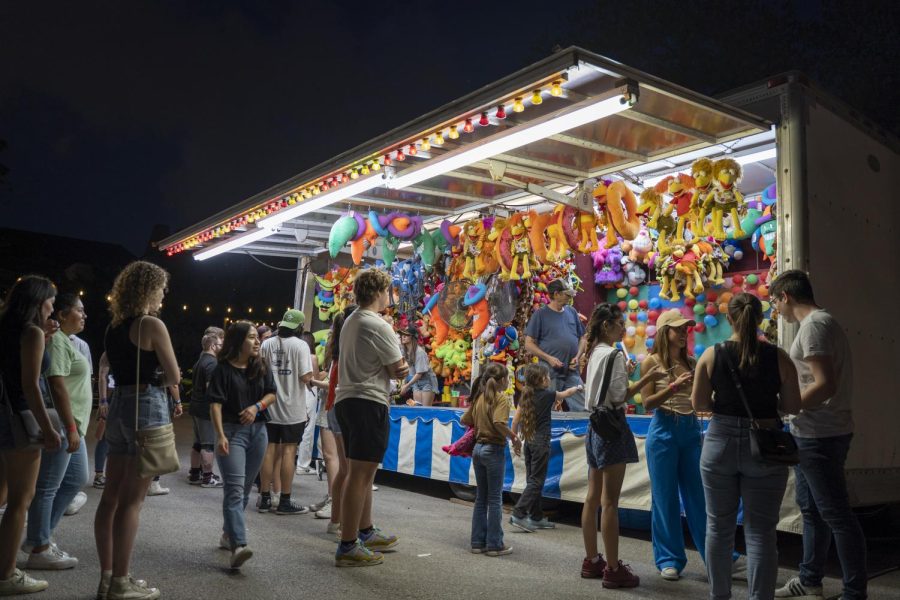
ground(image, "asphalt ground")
xmin=24 ymin=417 xmax=900 ymax=599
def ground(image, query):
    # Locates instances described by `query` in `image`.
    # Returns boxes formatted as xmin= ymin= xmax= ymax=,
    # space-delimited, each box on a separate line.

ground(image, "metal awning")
xmin=157 ymin=46 xmax=772 ymax=261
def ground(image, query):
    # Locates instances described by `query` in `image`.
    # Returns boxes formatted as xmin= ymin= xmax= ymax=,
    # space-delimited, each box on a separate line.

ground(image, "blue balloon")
xmin=648 ymin=297 xmax=662 ymax=310
xmin=696 ymin=293 xmax=706 ymax=303
xmin=637 ymin=311 xmax=649 ymax=322
xmin=704 ymin=314 xmax=718 ymax=328
xmin=694 ymin=344 xmax=706 ymax=356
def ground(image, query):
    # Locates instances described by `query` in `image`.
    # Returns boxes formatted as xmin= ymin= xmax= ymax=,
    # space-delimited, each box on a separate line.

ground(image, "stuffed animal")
xmin=690 ymin=158 xmax=715 ymax=235
xmin=576 ymin=209 xmax=600 ymax=253
xmin=694 ymin=238 xmax=727 ymax=286
xmin=546 ymin=205 xmax=571 ymax=262
xmin=639 ymin=188 xmax=675 ymax=252
xmin=592 ymin=246 xmax=624 ymax=286
xmin=655 ymin=173 xmax=696 ymax=244
xmin=461 ymin=219 xmax=487 ymax=279
xmin=594 ymin=180 xmax=640 ymax=248
xmin=507 ymin=218 xmax=534 ymax=280
xmin=621 ymin=254 xmax=649 ymax=286
xmin=526 ymin=210 xmax=554 ymax=264
xmin=701 ymin=158 xmax=745 ymax=241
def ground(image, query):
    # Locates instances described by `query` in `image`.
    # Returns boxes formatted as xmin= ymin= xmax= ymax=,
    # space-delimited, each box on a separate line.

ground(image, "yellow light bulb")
xmin=447 ymin=126 xmax=459 ymax=140
xmin=350 ymin=169 xmax=359 ymax=179
xmin=531 ymin=89 xmax=543 ymax=105
xmin=434 ymin=131 xmax=444 ymax=145
xmin=361 ymin=164 xmax=370 ymax=175
xmin=550 ymin=80 xmax=563 ymax=96
xmin=312 ymin=186 xmax=321 ymax=195
xmin=513 ymin=97 xmax=525 ymax=112
xmin=371 ymin=161 xmax=381 ymax=171
xmin=421 ymin=137 xmax=430 ymax=151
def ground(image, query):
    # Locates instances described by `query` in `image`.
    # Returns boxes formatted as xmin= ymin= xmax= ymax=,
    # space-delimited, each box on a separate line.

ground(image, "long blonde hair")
xmin=651 ymin=324 xmax=694 ymax=371
xmin=519 ymin=363 xmax=550 ymax=442
xmin=109 ymin=261 xmax=169 ymax=326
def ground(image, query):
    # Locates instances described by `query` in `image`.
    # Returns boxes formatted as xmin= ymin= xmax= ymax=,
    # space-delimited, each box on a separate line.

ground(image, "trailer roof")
xmin=158 ymin=46 xmax=772 ymax=260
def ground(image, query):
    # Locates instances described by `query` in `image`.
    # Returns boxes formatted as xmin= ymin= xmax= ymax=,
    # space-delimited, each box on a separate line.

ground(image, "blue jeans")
xmin=647 ymin=410 xmax=707 ymax=572
xmin=216 ymin=422 xmax=267 ymax=548
xmin=701 ymin=415 xmax=788 ymax=600
xmin=546 ymin=366 xmax=584 ymax=412
xmin=471 ymin=442 xmax=506 ymax=550
xmin=794 ymin=434 xmax=867 ymax=599
xmin=26 ymin=435 xmax=90 ymax=547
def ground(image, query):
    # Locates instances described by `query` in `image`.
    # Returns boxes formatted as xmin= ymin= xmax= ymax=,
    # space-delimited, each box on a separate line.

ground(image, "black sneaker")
xmin=275 ymin=499 xmax=309 ymax=515
xmin=188 ymin=470 xmax=202 ymax=485
xmin=256 ymin=495 xmax=272 ymax=513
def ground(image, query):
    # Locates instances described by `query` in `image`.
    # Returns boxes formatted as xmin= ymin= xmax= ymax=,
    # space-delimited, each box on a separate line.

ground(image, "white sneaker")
xmin=219 ymin=532 xmax=231 ymax=550
xmin=65 ymin=490 xmax=88 ymax=515
xmin=97 ymin=572 xmax=149 ymax=600
xmin=326 ymin=522 xmax=341 ymax=535
xmin=314 ymin=498 xmax=333 ymax=519
xmin=295 ymin=465 xmax=313 ymax=475
xmin=660 ymin=566 xmax=680 ymax=581
xmin=107 ymin=575 xmax=160 ymax=600
xmin=372 ymin=484 xmax=379 ymax=491
xmin=309 ymin=495 xmax=330 ymax=513
xmin=24 ymin=545 xmax=78 ymax=570
xmin=147 ymin=481 xmax=169 ymax=496
xmin=0 ymin=569 xmax=49 ymax=595
xmin=774 ymin=576 xmax=824 ymax=599
xmin=230 ymin=546 xmax=253 ymax=570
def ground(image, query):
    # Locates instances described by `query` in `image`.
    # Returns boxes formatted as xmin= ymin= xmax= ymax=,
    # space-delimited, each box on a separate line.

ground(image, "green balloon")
xmin=747 ymin=274 xmax=759 ymax=285
xmin=693 ymin=303 xmax=706 ymax=315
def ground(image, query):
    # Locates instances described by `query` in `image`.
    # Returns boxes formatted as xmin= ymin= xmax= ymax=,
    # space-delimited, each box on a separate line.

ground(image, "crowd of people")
xmin=0 ymin=262 xmax=867 ymax=600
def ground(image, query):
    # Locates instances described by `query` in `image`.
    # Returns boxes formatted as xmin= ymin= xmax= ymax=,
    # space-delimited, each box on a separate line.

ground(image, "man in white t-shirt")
xmin=258 ymin=309 xmax=313 ymax=515
xmin=333 ymin=269 xmax=408 ymax=568
xmin=770 ymin=270 xmax=866 ymax=600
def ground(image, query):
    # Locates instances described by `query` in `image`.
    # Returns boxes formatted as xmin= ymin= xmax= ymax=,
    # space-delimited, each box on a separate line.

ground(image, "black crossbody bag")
xmin=589 ymin=349 xmax=626 ymax=441
xmin=716 ymin=343 xmax=799 ymax=466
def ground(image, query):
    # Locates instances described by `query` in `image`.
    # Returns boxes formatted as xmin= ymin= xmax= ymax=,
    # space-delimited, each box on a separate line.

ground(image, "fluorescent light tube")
xmin=257 ymin=173 xmax=385 ymax=229
xmin=194 ymin=226 xmax=278 ymax=261
xmin=388 ymin=93 xmax=631 ymax=191
xmin=734 ymin=148 xmax=777 ymax=165
xmin=642 ymin=147 xmax=777 ymax=188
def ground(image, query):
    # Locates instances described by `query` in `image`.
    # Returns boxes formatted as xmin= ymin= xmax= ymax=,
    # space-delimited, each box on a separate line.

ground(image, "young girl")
xmin=581 ymin=303 xmax=665 ymax=588
xmin=209 ymin=321 xmax=276 ymax=571
xmin=640 ymin=309 xmax=705 ymax=581
xmin=461 ymin=363 xmax=520 ymax=556
xmin=509 ymin=363 xmax=580 ymax=532
xmin=398 ymin=325 xmax=438 ymax=406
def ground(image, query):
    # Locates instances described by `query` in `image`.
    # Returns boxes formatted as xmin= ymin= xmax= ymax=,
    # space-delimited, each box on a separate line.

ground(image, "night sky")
xmin=2 ymin=1 xmax=898 ymax=256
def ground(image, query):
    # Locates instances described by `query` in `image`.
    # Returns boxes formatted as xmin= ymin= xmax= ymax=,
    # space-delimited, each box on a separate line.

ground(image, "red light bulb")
xmin=496 ymin=105 xmax=507 ymax=119
xmin=478 ymin=112 xmax=489 ymax=127
xmin=396 ymin=148 xmax=406 ymax=161
xmin=408 ymin=144 xmax=417 ymax=156
xmin=341 ymin=173 xmax=350 ymax=183
xmin=463 ymin=118 xmax=474 ymax=133
xmin=384 ymin=154 xmax=392 ymax=166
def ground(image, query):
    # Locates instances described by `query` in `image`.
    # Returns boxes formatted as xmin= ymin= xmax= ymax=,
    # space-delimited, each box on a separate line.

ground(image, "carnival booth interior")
xmin=158 ymin=48 xmax=803 ymax=531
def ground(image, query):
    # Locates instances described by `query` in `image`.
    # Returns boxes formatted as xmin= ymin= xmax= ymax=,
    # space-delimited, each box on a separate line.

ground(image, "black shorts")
xmin=265 ymin=421 xmax=307 ymax=445
xmin=334 ymin=398 xmax=390 ymax=463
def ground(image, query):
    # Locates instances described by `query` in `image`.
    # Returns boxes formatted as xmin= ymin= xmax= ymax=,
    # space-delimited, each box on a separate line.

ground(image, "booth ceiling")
xmin=158 ymin=47 xmax=772 ymax=261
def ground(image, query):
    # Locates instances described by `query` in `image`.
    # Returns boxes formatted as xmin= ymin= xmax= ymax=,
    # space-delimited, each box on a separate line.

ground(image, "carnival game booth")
xmin=158 ymin=48 xmax=900 ymax=533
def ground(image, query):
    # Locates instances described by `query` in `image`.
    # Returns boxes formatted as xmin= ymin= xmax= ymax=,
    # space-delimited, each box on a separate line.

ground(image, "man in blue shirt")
xmin=524 ymin=278 xmax=586 ymax=411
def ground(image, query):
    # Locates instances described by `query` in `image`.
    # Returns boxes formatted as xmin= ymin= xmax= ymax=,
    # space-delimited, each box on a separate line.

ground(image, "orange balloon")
xmin=624 ymin=336 xmax=636 ymax=349
xmin=719 ymin=291 xmax=733 ymax=304
xmin=757 ymin=285 xmax=769 ymax=298
xmin=719 ymin=302 xmax=729 ymax=315
xmin=635 ymin=324 xmax=647 ymax=337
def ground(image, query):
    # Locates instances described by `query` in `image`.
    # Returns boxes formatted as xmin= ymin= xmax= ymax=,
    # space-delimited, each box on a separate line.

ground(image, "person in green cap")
xmin=257 ymin=309 xmax=314 ymax=515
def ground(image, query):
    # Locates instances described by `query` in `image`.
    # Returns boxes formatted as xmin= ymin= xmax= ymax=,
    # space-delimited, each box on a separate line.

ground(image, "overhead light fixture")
xmin=734 ymin=148 xmax=777 ymax=165
xmin=386 ymin=90 xmax=633 ymax=191
xmin=641 ymin=146 xmax=777 ymax=187
xmin=194 ymin=226 xmax=279 ymax=261
xmin=257 ymin=173 xmax=385 ymax=229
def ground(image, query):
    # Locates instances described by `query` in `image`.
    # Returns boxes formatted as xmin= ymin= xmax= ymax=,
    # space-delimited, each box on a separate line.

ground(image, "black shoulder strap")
xmin=594 ymin=349 xmax=620 ymax=409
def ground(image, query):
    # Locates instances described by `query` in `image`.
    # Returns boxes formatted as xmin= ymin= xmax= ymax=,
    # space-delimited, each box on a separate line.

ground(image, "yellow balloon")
xmin=762 ymin=301 xmax=771 ymax=312
xmin=627 ymin=299 xmax=639 ymax=310
xmin=616 ymin=288 xmax=628 ymax=299
xmin=636 ymin=324 xmax=647 ymax=337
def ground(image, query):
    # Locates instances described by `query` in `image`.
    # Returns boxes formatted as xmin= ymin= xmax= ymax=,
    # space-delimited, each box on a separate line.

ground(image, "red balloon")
xmin=647 ymin=310 xmax=659 ymax=323
xmin=638 ymin=299 xmax=648 ymax=309
xmin=693 ymin=323 xmax=706 ymax=333
xmin=732 ymin=274 xmax=744 ymax=285
xmin=732 ymin=286 xmax=743 ymax=296
xmin=617 ymin=301 xmax=627 ymax=311
xmin=629 ymin=286 xmax=639 ymax=297
xmin=706 ymin=291 xmax=718 ymax=303
xmin=629 ymin=313 xmax=638 ymax=322
xmin=685 ymin=297 xmax=696 ymax=307
xmin=705 ymin=304 xmax=717 ymax=315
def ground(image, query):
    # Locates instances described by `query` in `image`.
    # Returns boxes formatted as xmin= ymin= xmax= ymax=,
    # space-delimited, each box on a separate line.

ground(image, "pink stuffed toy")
xmin=442 ymin=427 xmax=477 ymax=457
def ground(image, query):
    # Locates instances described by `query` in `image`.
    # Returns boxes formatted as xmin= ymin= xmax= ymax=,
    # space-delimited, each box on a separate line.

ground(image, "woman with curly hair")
xmin=0 ymin=275 xmax=60 ymax=595
xmin=94 ymin=261 xmax=180 ymax=600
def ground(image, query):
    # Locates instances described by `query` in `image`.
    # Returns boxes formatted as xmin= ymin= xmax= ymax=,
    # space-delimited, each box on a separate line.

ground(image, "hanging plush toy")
xmin=690 ymin=158 xmax=715 ymax=235
xmin=461 ymin=219 xmax=487 ymax=279
xmin=507 ymin=217 xmax=534 ymax=281
xmin=328 ymin=213 xmax=361 ymax=258
xmin=655 ymin=173 xmax=696 ymax=244
xmin=701 ymin=158 xmax=745 ymax=241
xmin=594 ymin=180 xmax=640 ymax=248
xmin=576 ymin=209 xmax=600 ymax=253
xmin=526 ymin=210 xmax=554 ymax=264
xmin=412 ymin=229 xmax=436 ymax=269
xmin=639 ymin=188 xmax=675 ymax=252
xmin=694 ymin=238 xmax=727 ymax=286
xmin=546 ymin=205 xmax=571 ymax=262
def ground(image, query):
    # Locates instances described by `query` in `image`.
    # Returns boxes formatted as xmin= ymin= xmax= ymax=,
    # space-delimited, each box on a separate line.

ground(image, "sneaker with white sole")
xmin=106 ymin=575 xmax=160 ymax=600
xmin=146 ymin=481 xmax=169 ymax=496
xmin=97 ymin=572 xmax=149 ymax=600
xmin=359 ymin=527 xmax=398 ymax=552
xmin=0 ymin=569 xmax=49 ymax=595
xmin=24 ymin=545 xmax=78 ymax=570
xmin=314 ymin=498 xmax=332 ymax=519
xmin=229 ymin=546 xmax=253 ymax=570
xmin=65 ymin=491 xmax=88 ymax=516
xmin=93 ymin=474 xmax=106 ymax=489
xmin=334 ymin=541 xmax=383 ymax=567
xmin=660 ymin=566 xmax=680 ymax=581
xmin=326 ymin=522 xmax=341 ymax=535
xmin=200 ymin=474 xmax=224 ymax=488
xmin=275 ymin=499 xmax=309 ymax=515
xmin=529 ymin=517 xmax=556 ymax=529
xmin=295 ymin=465 xmax=313 ymax=475
xmin=774 ymin=576 xmax=824 ymax=599
xmin=219 ymin=533 xmax=231 ymax=550
xmin=309 ymin=495 xmax=330 ymax=513
xmin=509 ymin=515 xmax=535 ymax=533
xmin=485 ymin=546 xmax=513 ymax=557
xmin=256 ymin=495 xmax=272 ymax=513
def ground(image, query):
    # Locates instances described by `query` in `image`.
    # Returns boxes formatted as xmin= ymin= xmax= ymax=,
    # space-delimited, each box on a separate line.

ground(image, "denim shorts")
xmin=106 ymin=385 xmax=171 ymax=455
xmin=411 ymin=372 xmax=439 ymax=393
xmin=326 ymin=408 xmax=341 ymax=436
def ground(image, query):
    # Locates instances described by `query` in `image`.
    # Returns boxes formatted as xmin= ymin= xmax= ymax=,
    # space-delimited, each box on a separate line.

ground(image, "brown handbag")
xmin=134 ymin=316 xmax=180 ymax=478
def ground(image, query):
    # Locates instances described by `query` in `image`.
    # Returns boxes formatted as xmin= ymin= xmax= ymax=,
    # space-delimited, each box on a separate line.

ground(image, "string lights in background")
xmin=162 ymin=78 xmax=567 ymax=257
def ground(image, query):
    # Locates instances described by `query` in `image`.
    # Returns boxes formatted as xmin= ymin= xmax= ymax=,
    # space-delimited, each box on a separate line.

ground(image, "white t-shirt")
xmin=584 ymin=343 xmax=628 ymax=411
xmin=260 ymin=335 xmax=312 ymax=425
xmin=788 ymin=309 xmax=854 ymax=438
xmin=336 ymin=309 xmax=403 ymax=406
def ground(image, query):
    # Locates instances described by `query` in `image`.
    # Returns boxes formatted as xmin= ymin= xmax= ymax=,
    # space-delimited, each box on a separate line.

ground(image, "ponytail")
xmin=477 ymin=362 xmax=508 ymax=411
xmin=519 ymin=363 xmax=549 ymax=442
xmin=728 ymin=293 xmax=763 ymax=371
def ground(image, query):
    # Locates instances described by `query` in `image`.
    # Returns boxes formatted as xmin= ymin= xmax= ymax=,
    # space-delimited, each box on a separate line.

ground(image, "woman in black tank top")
xmin=95 ymin=261 xmax=180 ymax=600
xmin=691 ymin=293 xmax=801 ymax=599
xmin=0 ymin=275 xmax=59 ymax=594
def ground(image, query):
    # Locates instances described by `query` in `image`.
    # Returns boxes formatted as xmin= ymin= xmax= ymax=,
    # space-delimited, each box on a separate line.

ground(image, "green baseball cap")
xmin=279 ymin=309 xmax=305 ymax=329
